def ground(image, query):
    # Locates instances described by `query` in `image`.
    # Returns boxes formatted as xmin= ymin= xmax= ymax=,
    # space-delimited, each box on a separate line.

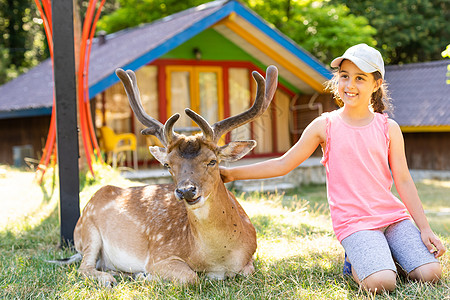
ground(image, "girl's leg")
xmin=345 ymin=255 xmax=396 ymax=292
xmin=408 ymin=262 xmax=442 ymax=283
xmin=360 ymin=270 xmax=397 ymax=293
xmin=385 ymin=219 xmax=441 ymax=283
xmin=342 ymin=229 xmax=397 ymax=293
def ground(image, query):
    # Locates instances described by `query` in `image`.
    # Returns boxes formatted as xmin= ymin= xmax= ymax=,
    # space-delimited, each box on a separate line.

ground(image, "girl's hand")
xmin=219 ymin=166 xmax=234 ymax=183
xmin=421 ymin=228 xmax=446 ymax=258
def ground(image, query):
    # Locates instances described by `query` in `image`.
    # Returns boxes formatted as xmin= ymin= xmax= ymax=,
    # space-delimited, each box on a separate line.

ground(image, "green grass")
xmin=0 ymin=165 xmax=449 ymax=299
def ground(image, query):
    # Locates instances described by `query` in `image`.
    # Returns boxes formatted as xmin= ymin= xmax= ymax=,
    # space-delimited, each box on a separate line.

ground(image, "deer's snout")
xmin=175 ymin=183 xmax=199 ymax=204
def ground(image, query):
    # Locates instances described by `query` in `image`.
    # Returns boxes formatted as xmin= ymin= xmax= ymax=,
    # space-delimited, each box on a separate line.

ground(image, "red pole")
xmin=35 ymin=0 xmax=107 ymax=180
xmin=84 ymin=0 xmax=106 ymax=162
xmin=77 ymin=0 xmax=97 ymax=175
xmin=34 ymin=0 xmax=56 ymax=182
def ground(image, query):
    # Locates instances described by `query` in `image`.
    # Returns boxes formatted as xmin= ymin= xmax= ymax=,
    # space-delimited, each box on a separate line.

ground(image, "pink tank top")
xmin=321 ymin=109 xmax=410 ymax=242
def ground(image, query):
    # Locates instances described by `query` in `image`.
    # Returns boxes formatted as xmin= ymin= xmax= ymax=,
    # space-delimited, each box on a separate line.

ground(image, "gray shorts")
xmin=341 ymin=219 xmax=439 ymax=281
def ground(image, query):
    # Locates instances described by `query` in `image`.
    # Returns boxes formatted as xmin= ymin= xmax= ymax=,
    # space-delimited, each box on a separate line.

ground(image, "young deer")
xmin=68 ymin=65 xmax=277 ymax=286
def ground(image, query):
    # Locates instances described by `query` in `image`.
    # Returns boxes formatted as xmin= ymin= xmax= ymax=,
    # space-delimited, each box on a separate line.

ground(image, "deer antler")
xmin=186 ymin=65 xmax=278 ymax=143
xmin=163 ymin=113 xmax=181 ymax=147
xmin=116 ymin=68 xmax=181 ymax=147
xmin=184 ymin=108 xmax=214 ymax=141
xmin=117 ymin=65 xmax=277 ymax=146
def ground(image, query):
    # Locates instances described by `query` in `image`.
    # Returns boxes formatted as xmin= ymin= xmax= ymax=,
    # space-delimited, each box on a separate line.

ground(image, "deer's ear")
xmin=217 ymin=141 xmax=256 ymax=162
xmin=149 ymin=146 xmax=167 ymax=165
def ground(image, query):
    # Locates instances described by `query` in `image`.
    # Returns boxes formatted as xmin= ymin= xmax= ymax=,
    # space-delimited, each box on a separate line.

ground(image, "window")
xmin=228 ymin=67 xmax=251 ymax=141
xmin=166 ymin=66 xmax=223 ymax=128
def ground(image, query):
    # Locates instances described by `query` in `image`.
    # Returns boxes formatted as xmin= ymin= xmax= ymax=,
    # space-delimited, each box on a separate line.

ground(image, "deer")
xmin=57 ymin=65 xmax=278 ymax=287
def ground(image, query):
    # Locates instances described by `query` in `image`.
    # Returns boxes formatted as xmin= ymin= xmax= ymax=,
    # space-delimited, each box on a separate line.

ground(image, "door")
xmin=166 ymin=66 xmax=223 ymax=128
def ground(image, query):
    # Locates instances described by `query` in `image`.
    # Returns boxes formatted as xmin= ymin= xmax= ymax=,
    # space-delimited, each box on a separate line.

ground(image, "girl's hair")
xmin=325 ymin=63 xmax=393 ymax=114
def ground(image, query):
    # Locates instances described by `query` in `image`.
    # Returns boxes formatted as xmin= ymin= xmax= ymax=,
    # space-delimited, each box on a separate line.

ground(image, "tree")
xmin=0 ymin=0 xmax=120 ymax=84
xmin=0 ymin=0 xmax=48 ymax=84
xmin=332 ymin=0 xmax=450 ymax=64
xmin=244 ymin=0 xmax=376 ymax=63
xmin=96 ymin=0 xmax=208 ymax=33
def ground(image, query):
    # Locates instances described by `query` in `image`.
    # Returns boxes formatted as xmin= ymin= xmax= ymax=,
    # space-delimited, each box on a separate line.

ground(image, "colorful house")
xmin=0 ymin=0 xmax=333 ymax=166
xmin=1 ymin=1 xmax=448 ymax=172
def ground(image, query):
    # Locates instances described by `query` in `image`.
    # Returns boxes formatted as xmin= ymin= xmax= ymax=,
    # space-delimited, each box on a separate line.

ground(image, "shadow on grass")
xmin=1 ymin=207 xmax=448 ymax=300
xmin=251 ymin=214 xmax=331 ymax=239
xmin=39 ymin=176 xmax=56 ymax=204
xmin=1 ymin=177 xmax=448 ymax=299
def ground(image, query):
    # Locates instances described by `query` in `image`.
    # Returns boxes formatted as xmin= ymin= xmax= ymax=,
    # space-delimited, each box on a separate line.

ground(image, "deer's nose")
xmin=175 ymin=185 xmax=197 ymax=201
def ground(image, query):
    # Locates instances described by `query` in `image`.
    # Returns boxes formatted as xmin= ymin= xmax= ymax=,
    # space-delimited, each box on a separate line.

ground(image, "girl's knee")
xmin=408 ymin=262 xmax=442 ymax=283
xmin=361 ymin=270 xmax=396 ymax=294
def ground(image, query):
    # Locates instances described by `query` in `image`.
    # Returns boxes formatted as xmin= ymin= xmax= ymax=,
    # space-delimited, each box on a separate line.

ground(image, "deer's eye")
xmin=163 ymin=163 xmax=170 ymax=169
xmin=207 ymin=160 xmax=217 ymax=167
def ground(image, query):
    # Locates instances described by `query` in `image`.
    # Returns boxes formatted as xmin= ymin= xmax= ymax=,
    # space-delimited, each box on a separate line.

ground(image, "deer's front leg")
xmin=223 ymin=257 xmax=255 ymax=279
xmin=239 ymin=257 xmax=255 ymax=276
xmin=145 ymin=256 xmax=198 ymax=284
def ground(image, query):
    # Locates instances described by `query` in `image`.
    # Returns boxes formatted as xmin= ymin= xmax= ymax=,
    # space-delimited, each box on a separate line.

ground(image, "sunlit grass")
xmin=392 ymin=179 xmax=450 ymax=236
xmin=0 ymin=165 xmax=449 ymax=299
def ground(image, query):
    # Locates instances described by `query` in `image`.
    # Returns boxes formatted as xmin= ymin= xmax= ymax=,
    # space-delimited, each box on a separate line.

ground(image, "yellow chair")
xmin=100 ymin=126 xmax=138 ymax=170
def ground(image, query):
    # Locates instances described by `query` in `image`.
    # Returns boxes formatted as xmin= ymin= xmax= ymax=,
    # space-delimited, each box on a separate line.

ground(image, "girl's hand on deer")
xmin=421 ymin=228 xmax=446 ymax=258
xmin=220 ymin=167 xmax=234 ymax=183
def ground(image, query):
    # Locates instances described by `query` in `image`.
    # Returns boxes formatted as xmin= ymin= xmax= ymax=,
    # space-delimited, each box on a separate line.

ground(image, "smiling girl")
xmin=220 ymin=44 xmax=446 ymax=293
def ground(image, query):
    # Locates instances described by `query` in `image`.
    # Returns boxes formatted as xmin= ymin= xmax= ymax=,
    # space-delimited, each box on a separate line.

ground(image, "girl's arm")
xmin=220 ymin=116 xmax=326 ymax=182
xmin=388 ymin=119 xmax=446 ymax=258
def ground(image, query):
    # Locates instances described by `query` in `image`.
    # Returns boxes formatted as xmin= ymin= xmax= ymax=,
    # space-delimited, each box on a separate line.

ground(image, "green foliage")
xmin=96 ymin=0 xmax=376 ymax=64
xmin=244 ymin=0 xmax=376 ymax=63
xmin=332 ymin=0 xmax=450 ymax=64
xmin=2 ymin=0 xmax=448 ymax=84
xmin=96 ymin=0 xmax=209 ymax=33
xmin=97 ymin=0 xmax=449 ymax=65
xmin=0 ymin=0 xmax=118 ymax=84
xmin=0 ymin=0 xmax=48 ymax=84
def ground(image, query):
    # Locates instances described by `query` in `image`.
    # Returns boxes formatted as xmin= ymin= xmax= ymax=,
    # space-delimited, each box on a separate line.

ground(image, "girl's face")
xmin=338 ymin=60 xmax=381 ymax=109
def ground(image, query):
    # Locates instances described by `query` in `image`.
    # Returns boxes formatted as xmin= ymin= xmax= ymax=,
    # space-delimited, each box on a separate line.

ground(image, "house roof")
xmin=0 ymin=0 xmax=331 ymax=119
xmin=385 ymin=59 xmax=450 ymax=130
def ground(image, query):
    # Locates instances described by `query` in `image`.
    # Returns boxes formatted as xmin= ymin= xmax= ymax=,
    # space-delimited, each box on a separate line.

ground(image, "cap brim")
xmin=331 ymin=55 xmax=378 ymax=74
xmin=330 ymin=57 xmax=344 ymax=68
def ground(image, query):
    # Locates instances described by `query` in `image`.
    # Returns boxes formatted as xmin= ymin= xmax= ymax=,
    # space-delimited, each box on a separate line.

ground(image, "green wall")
xmin=161 ymin=28 xmax=299 ymax=93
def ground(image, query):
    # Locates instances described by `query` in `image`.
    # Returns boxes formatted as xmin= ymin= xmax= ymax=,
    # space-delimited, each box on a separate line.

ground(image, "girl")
xmin=220 ymin=44 xmax=446 ymax=293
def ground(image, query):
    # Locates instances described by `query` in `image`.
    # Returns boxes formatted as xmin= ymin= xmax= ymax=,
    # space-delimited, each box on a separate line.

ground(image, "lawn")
xmin=0 ymin=165 xmax=449 ymax=299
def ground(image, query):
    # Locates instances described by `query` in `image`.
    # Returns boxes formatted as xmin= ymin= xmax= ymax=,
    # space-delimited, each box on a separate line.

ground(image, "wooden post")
xmin=52 ymin=0 xmax=80 ymax=246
